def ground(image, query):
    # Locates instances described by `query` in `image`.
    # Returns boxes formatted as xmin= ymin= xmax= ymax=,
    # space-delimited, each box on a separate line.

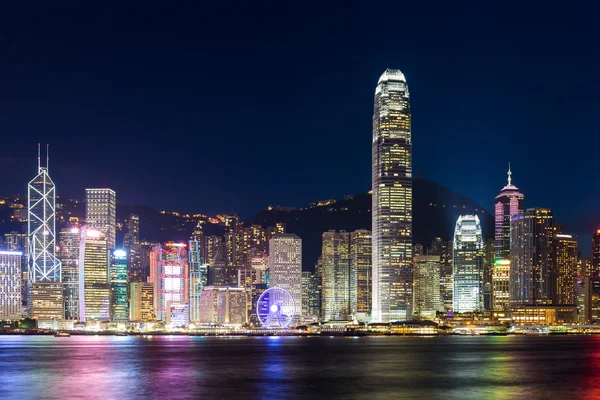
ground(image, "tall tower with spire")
xmin=28 ymin=144 xmax=62 ymax=282
xmin=494 ymin=164 xmax=524 ymax=259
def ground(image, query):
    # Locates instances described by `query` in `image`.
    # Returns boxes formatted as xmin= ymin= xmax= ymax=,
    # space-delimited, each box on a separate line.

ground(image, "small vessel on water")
xmin=54 ymin=332 xmax=70 ymax=337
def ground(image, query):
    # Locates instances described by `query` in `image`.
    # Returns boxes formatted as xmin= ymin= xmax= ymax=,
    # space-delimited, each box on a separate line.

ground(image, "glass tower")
xmin=110 ymin=249 xmax=129 ymax=322
xmin=85 ymin=188 xmax=117 ymax=250
xmin=453 ymin=215 xmax=484 ymax=313
xmin=494 ymin=165 xmax=524 ymax=259
xmin=371 ymin=69 xmax=412 ymax=322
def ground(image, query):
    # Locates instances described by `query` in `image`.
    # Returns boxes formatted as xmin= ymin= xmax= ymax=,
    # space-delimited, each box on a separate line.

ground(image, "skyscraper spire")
xmin=37 ymin=143 xmax=41 ymax=171
xmin=507 ymin=162 xmax=512 ymax=186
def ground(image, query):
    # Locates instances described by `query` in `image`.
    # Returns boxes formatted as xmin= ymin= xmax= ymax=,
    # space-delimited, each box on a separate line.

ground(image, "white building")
xmin=0 ymin=251 xmax=22 ymax=320
xmin=453 ymin=215 xmax=484 ymax=313
xmin=268 ymin=233 xmax=302 ymax=318
xmin=85 ymin=188 xmax=117 ymax=250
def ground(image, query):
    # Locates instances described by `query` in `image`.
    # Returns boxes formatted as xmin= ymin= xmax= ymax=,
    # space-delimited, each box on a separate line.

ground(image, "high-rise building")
xmin=510 ymin=208 xmax=554 ymax=306
xmin=28 ymin=145 xmax=62 ymax=284
xmin=592 ymin=230 xmax=600 ymax=278
xmin=124 ymin=214 xmax=142 ymax=282
xmin=0 ymin=251 xmax=22 ymax=320
xmin=491 ymin=259 xmax=510 ymax=310
xmin=413 ymin=255 xmax=441 ymax=319
xmin=110 ymin=249 xmax=129 ymax=322
xmin=321 ymin=230 xmax=351 ymax=321
xmin=429 ymin=238 xmax=453 ymax=312
xmin=58 ymin=227 xmax=81 ymax=320
xmin=268 ymin=233 xmax=302 ymax=319
xmin=198 ymin=286 xmax=247 ymax=324
xmin=554 ymin=233 xmax=578 ymax=305
xmin=129 ymin=282 xmax=154 ymax=321
xmin=30 ymin=282 xmax=64 ymax=321
xmin=152 ymin=243 xmax=188 ymax=321
xmin=189 ymin=236 xmax=206 ymax=324
xmin=208 ymin=253 xmax=227 ymax=286
xmin=483 ymin=239 xmax=495 ymax=310
xmin=351 ymin=230 xmax=371 ymax=320
xmin=494 ymin=165 xmax=524 ymax=259
xmin=453 ymin=215 xmax=484 ymax=313
xmin=371 ymin=69 xmax=413 ymax=322
xmin=79 ymin=227 xmax=110 ymax=322
xmin=301 ymin=271 xmax=320 ymax=320
xmin=204 ymin=235 xmax=223 ymax=266
xmin=85 ymin=188 xmax=117 ymax=250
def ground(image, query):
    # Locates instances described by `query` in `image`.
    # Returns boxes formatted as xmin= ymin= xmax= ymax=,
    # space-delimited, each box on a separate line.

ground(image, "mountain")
xmin=247 ymin=178 xmax=493 ymax=271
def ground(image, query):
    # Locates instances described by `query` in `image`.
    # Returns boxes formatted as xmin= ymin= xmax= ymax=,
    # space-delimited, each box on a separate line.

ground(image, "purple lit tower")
xmin=494 ymin=164 xmax=524 ymax=259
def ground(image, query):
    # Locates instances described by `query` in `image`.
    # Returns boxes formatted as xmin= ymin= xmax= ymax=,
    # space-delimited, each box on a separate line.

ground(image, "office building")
xmin=453 ymin=215 xmax=484 ymax=313
xmin=189 ymin=237 xmax=206 ymax=324
xmin=510 ymin=208 xmax=554 ymax=305
xmin=0 ymin=251 xmax=22 ymax=320
xmin=198 ymin=286 xmax=247 ymax=325
xmin=413 ymin=255 xmax=441 ymax=319
xmin=208 ymin=253 xmax=227 ymax=286
xmin=492 ymin=259 xmax=511 ymax=310
xmin=268 ymin=233 xmax=302 ymax=318
xmin=124 ymin=214 xmax=143 ymax=282
xmin=593 ymin=230 xmax=600 ymax=278
xmin=351 ymin=229 xmax=371 ymax=320
xmin=58 ymin=227 xmax=81 ymax=320
xmin=152 ymin=243 xmax=188 ymax=321
xmin=372 ymin=69 xmax=413 ymax=322
xmin=79 ymin=227 xmax=110 ymax=322
xmin=554 ymin=233 xmax=578 ymax=305
xmin=30 ymin=282 xmax=64 ymax=321
xmin=130 ymin=282 xmax=154 ymax=321
xmin=110 ymin=249 xmax=129 ymax=321
xmin=204 ymin=235 xmax=223 ymax=266
xmin=85 ymin=188 xmax=117 ymax=249
xmin=494 ymin=165 xmax=524 ymax=259
xmin=321 ymin=230 xmax=351 ymax=321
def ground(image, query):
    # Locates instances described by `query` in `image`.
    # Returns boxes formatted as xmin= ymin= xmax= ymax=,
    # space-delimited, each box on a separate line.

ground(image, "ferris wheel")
xmin=256 ymin=287 xmax=296 ymax=329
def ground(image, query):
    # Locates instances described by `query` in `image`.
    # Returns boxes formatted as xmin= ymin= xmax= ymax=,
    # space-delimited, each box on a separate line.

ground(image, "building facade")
xmin=321 ymin=230 xmax=351 ymax=321
xmin=592 ymin=230 xmax=600 ymax=278
xmin=58 ymin=227 xmax=81 ymax=320
xmin=79 ymin=227 xmax=110 ymax=322
xmin=130 ymin=282 xmax=154 ymax=321
xmin=0 ymin=251 xmax=22 ymax=320
xmin=85 ymin=188 xmax=117 ymax=250
xmin=351 ymin=229 xmax=371 ymax=320
xmin=494 ymin=166 xmax=524 ymax=259
xmin=453 ymin=215 xmax=484 ymax=313
xmin=198 ymin=286 xmax=247 ymax=325
xmin=110 ymin=249 xmax=129 ymax=322
xmin=510 ymin=208 xmax=554 ymax=306
xmin=413 ymin=255 xmax=441 ymax=318
xmin=152 ymin=243 xmax=189 ymax=321
xmin=554 ymin=233 xmax=578 ymax=305
xmin=268 ymin=234 xmax=302 ymax=318
xmin=492 ymin=259 xmax=511 ymax=310
xmin=372 ymin=69 xmax=413 ymax=322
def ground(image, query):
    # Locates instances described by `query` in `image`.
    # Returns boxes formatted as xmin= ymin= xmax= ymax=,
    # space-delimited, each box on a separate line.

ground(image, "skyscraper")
xmin=28 ymin=145 xmax=62 ymax=283
xmin=58 ymin=227 xmax=81 ymax=320
xmin=189 ymin=234 xmax=206 ymax=324
xmin=124 ymin=214 xmax=142 ymax=282
xmin=351 ymin=229 xmax=372 ymax=320
xmin=372 ymin=69 xmax=413 ymax=322
xmin=321 ymin=230 xmax=351 ymax=321
xmin=492 ymin=259 xmax=511 ymax=310
xmin=110 ymin=249 xmax=129 ymax=322
xmin=129 ymin=282 xmax=154 ymax=321
xmin=268 ymin=233 xmax=302 ymax=318
xmin=152 ymin=243 xmax=188 ymax=321
xmin=592 ymin=230 xmax=600 ymax=278
xmin=453 ymin=215 xmax=484 ymax=313
xmin=85 ymin=188 xmax=117 ymax=250
xmin=510 ymin=208 xmax=554 ymax=305
xmin=554 ymin=233 xmax=578 ymax=305
xmin=79 ymin=227 xmax=110 ymax=322
xmin=494 ymin=165 xmax=524 ymax=259
xmin=413 ymin=255 xmax=441 ymax=318
xmin=0 ymin=251 xmax=22 ymax=320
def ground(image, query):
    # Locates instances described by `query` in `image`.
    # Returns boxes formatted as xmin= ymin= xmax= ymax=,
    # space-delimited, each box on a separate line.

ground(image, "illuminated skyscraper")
xmin=554 ymin=233 xmax=578 ymax=305
xmin=0 ymin=251 xmax=22 ymax=320
xmin=413 ymin=255 xmax=441 ymax=318
xmin=321 ymin=230 xmax=351 ymax=321
xmin=79 ymin=227 xmax=110 ymax=322
xmin=28 ymin=145 xmax=62 ymax=283
xmin=189 ymin=229 xmax=207 ymax=323
xmin=510 ymin=208 xmax=554 ymax=305
xmin=351 ymin=229 xmax=371 ymax=320
xmin=492 ymin=259 xmax=511 ymax=310
xmin=198 ymin=286 xmax=247 ymax=325
xmin=58 ymin=227 xmax=81 ymax=319
xmin=494 ymin=165 xmax=524 ymax=259
xmin=453 ymin=215 xmax=484 ymax=313
xmin=110 ymin=249 xmax=129 ymax=321
xmin=129 ymin=282 xmax=154 ymax=321
xmin=153 ymin=243 xmax=188 ymax=321
xmin=85 ymin=188 xmax=117 ymax=250
xmin=204 ymin=235 xmax=223 ymax=266
xmin=124 ymin=214 xmax=142 ymax=282
xmin=592 ymin=230 xmax=600 ymax=278
xmin=372 ymin=69 xmax=412 ymax=322
xmin=268 ymin=233 xmax=302 ymax=318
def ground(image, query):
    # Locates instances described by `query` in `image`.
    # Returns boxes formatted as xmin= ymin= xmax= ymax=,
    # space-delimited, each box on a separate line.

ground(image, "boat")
xmin=54 ymin=332 xmax=70 ymax=337
xmin=115 ymin=332 xmax=128 ymax=336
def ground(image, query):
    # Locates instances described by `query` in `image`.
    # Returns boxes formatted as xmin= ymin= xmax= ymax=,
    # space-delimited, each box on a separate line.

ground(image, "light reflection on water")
xmin=0 ymin=335 xmax=597 ymax=399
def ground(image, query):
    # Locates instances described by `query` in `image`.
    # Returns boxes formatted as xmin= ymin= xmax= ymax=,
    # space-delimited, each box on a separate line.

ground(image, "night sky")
xmin=1 ymin=2 xmax=598 ymax=251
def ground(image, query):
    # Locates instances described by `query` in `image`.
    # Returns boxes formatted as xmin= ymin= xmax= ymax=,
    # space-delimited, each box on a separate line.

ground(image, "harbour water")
xmin=0 ymin=335 xmax=599 ymax=399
